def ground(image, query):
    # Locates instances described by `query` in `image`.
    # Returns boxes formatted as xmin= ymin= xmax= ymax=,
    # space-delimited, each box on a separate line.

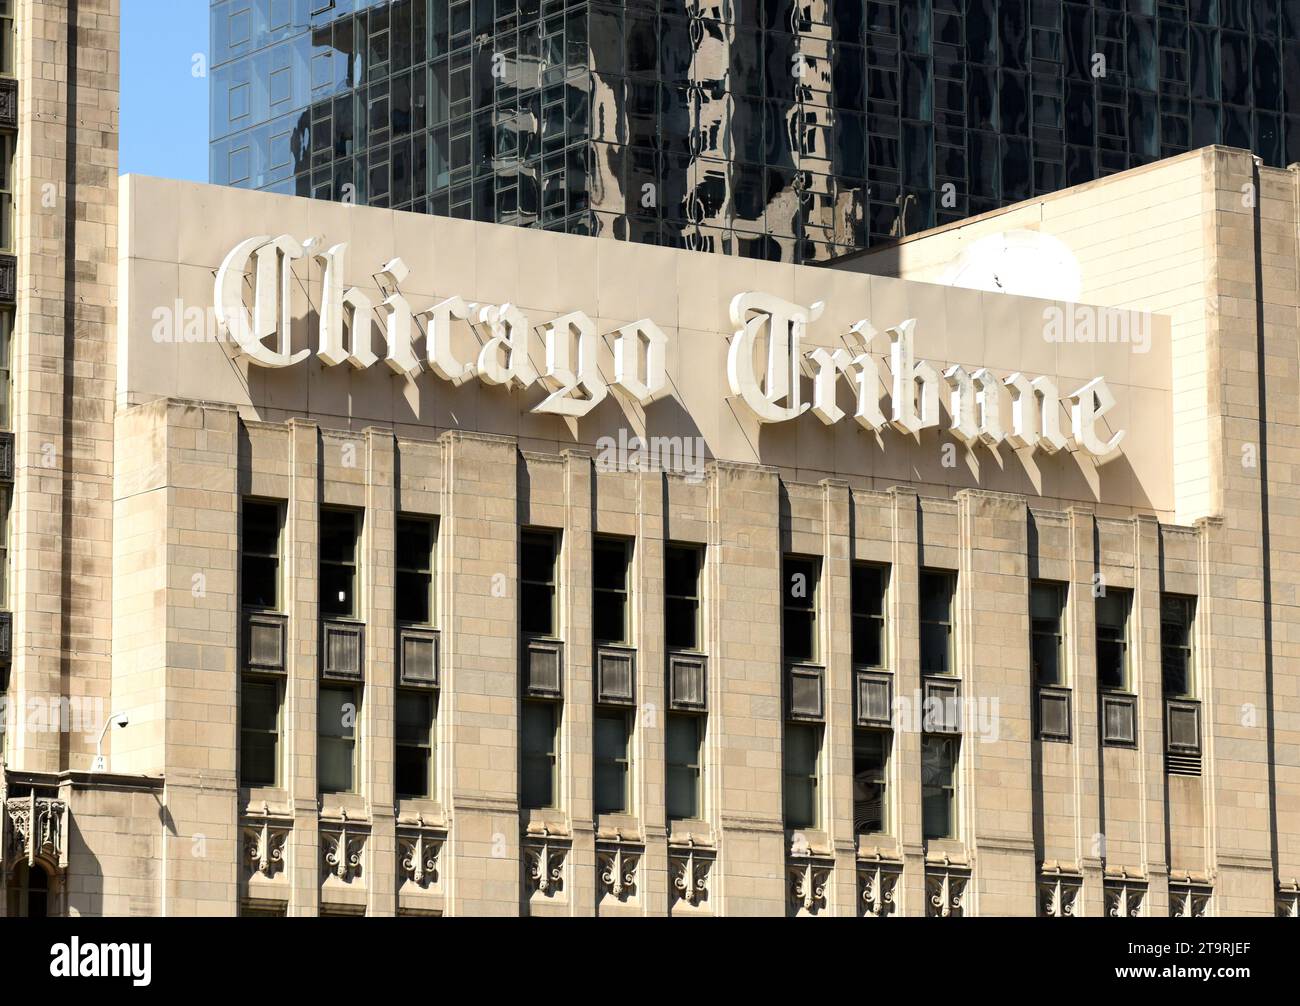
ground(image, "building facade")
xmin=2 ymin=138 xmax=1297 ymax=915
xmin=210 ymin=0 xmax=1300 ymax=264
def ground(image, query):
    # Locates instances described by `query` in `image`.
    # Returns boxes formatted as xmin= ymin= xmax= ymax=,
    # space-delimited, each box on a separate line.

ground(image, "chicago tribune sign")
xmin=215 ymin=236 xmax=1125 ymax=464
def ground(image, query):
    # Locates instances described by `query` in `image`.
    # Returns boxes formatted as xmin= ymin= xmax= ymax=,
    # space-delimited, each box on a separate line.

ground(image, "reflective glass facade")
xmin=211 ymin=0 xmax=1300 ymax=264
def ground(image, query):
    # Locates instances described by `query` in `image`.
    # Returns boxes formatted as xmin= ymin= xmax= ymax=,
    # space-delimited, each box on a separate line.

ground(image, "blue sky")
xmin=120 ymin=1 xmax=210 ymax=183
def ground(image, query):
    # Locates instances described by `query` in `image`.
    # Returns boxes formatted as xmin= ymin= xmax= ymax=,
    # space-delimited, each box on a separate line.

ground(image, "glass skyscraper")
xmin=211 ymin=0 xmax=1300 ymax=264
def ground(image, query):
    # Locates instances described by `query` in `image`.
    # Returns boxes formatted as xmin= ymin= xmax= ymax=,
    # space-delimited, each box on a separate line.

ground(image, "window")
xmin=520 ymin=700 xmax=558 ymax=809
xmin=396 ymin=517 xmax=436 ymax=625
xmin=269 ymin=66 xmax=293 ymax=107
xmin=320 ymin=509 xmax=360 ymax=618
xmin=229 ymin=82 xmax=251 ymax=121
xmin=0 ymin=485 xmax=9 ymax=609
xmin=318 ymin=685 xmax=358 ymax=793
xmin=1161 ymin=594 xmax=1195 ymax=697
xmin=594 ymin=707 xmax=631 ymax=815
xmin=1031 ymin=582 xmax=1066 ymax=686
xmin=665 ymin=543 xmax=703 ymax=651
xmin=852 ymin=563 xmax=888 ymax=666
xmin=395 ymin=689 xmax=435 ymax=799
xmin=240 ymin=679 xmax=282 ymax=787
xmin=1096 ymin=589 xmax=1131 ymax=691
xmin=853 ymin=730 xmax=890 ymax=834
xmin=0 ymin=309 xmax=11 ymax=431
xmin=0 ymin=132 xmax=14 ymax=253
xmin=666 ymin=713 xmax=703 ymax=820
xmin=520 ymin=529 xmax=559 ymax=637
xmin=241 ymin=501 xmax=282 ymax=610
xmin=920 ymin=571 xmax=956 ymax=674
xmin=6 ymin=862 xmax=49 ymax=919
xmin=922 ymin=735 xmax=958 ymax=840
xmin=593 ymin=536 xmax=631 ymax=645
xmin=0 ymin=0 xmax=15 ymax=77
xmin=782 ymin=556 xmax=820 ymax=664
xmin=783 ymin=723 xmax=822 ymax=829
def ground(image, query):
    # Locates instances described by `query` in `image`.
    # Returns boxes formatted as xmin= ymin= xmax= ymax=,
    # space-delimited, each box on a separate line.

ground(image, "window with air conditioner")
xmin=1097 ymin=589 xmax=1136 ymax=748
xmin=240 ymin=500 xmax=285 ymax=788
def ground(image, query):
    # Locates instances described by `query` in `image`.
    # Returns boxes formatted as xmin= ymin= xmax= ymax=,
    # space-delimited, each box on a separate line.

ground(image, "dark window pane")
xmin=240 ymin=679 xmax=280 ymax=787
xmin=783 ymin=608 xmax=815 ymax=664
xmin=782 ymin=723 xmax=820 ymax=829
xmin=396 ymin=570 xmax=430 ymax=624
xmin=396 ymin=690 xmax=432 ymax=745
xmin=242 ymin=555 xmax=278 ymax=610
xmin=318 ymin=686 xmax=356 ymax=793
xmin=664 ymin=598 xmax=695 ymax=650
xmin=594 ymin=709 xmax=629 ymax=814
xmin=666 ymin=712 xmax=700 ymax=813
xmin=320 ymin=563 xmax=356 ymax=618
xmin=243 ymin=501 xmax=281 ymax=556
xmin=664 ymin=546 xmax=698 ymax=597
xmin=521 ymin=530 xmax=558 ymax=636
xmin=521 ymin=701 xmax=557 ymax=809
xmin=921 ymin=735 xmax=957 ymax=839
xmin=853 ymin=730 xmax=889 ymax=834
xmin=521 ymin=583 xmax=553 ymax=636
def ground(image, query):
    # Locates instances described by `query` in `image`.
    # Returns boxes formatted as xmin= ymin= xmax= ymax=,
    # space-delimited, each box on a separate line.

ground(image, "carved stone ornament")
xmin=243 ymin=803 xmax=292 ymax=879
xmin=596 ymin=842 xmax=641 ymax=903
xmin=925 ymin=867 xmax=969 ymax=918
xmin=320 ymin=810 xmax=367 ymax=883
xmin=1039 ymin=873 xmax=1082 ymax=917
xmin=669 ymin=838 xmax=713 ymax=908
xmin=1105 ymin=880 xmax=1146 ymax=918
xmin=397 ymin=815 xmax=446 ymax=889
xmin=1169 ymin=885 xmax=1211 ymax=918
xmin=5 ymin=794 xmax=68 ymax=869
xmin=1277 ymin=882 xmax=1300 ymax=918
xmin=523 ymin=829 xmax=568 ymax=897
xmin=788 ymin=857 xmax=833 ymax=915
xmin=859 ymin=862 xmax=901 ymax=917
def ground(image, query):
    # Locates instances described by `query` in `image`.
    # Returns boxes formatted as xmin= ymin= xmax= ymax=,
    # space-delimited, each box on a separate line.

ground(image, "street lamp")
xmin=92 ymin=711 xmax=130 ymax=772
